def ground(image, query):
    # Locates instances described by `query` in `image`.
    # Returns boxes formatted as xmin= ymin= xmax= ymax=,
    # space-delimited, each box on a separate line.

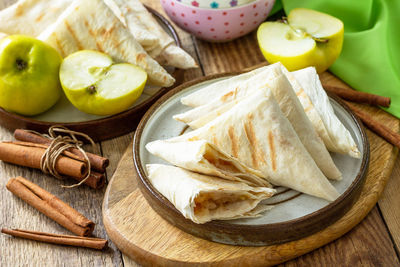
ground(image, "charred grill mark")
xmin=54 ymin=36 xmax=66 ymax=57
xmin=221 ymin=87 xmax=239 ymax=102
xmin=304 ymin=105 xmax=312 ymax=113
xmin=268 ymin=131 xmax=276 ymax=172
xmin=212 ymin=135 xmax=218 ymax=147
xmin=296 ymin=88 xmax=306 ymax=97
xmin=35 ymin=13 xmax=45 ymax=22
xmin=65 ymin=21 xmax=83 ymax=50
xmin=15 ymin=6 xmax=24 ymax=16
xmin=243 ymin=114 xmax=259 ymax=168
xmin=136 ymin=53 xmax=146 ymax=63
xmin=228 ymin=127 xmax=239 ymax=158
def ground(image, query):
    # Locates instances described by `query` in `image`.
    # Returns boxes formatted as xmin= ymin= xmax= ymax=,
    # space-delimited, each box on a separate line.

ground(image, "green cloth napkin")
xmin=274 ymin=0 xmax=400 ymax=118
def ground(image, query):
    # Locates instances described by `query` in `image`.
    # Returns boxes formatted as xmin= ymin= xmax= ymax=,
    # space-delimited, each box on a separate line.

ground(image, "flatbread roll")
xmin=175 ymin=66 xmax=342 ymax=180
xmin=37 ymin=0 xmax=175 ymax=87
xmin=278 ymin=64 xmax=333 ymax=152
xmin=180 ymin=64 xmax=275 ymax=107
xmin=104 ymin=0 xmax=159 ymax=50
xmin=173 ymin=90 xmax=340 ymax=201
xmin=146 ymin=139 xmax=271 ymax=187
xmin=292 ymin=67 xmax=361 ymax=158
xmin=147 ymin=164 xmax=275 ymax=224
xmin=0 ymin=0 xmax=73 ymax=37
xmin=107 ymin=0 xmax=197 ymax=69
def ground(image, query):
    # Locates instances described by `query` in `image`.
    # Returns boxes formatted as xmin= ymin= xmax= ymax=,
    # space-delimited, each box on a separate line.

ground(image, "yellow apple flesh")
xmin=257 ymin=8 xmax=344 ymax=73
xmin=60 ymin=50 xmax=147 ymax=116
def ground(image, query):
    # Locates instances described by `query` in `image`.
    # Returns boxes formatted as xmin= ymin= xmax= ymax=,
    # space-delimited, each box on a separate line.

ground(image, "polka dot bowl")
xmin=160 ymin=0 xmax=275 ymax=42
xmin=177 ymin=0 xmax=257 ymax=10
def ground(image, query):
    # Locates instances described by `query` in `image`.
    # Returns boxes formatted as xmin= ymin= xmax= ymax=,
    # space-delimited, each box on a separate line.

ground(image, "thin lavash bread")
xmin=146 ymin=139 xmax=271 ymax=187
xmin=174 ymin=65 xmax=342 ymax=180
xmin=37 ymin=0 xmax=175 ymax=87
xmin=146 ymin=164 xmax=275 ymax=224
xmin=0 ymin=0 xmax=74 ymax=37
xmin=172 ymin=89 xmax=340 ymax=201
xmin=105 ymin=0 xmax=197 ymax=69
xmin=292 ymin=67 xmax=361 ymax=158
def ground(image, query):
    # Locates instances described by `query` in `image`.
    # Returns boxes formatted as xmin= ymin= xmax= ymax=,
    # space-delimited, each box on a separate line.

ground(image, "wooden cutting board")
xmin=102 ymin=72 xmax=399 ymax=266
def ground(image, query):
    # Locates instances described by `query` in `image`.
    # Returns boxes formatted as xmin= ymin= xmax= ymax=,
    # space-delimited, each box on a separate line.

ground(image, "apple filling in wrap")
xmin=146 ymin=139 xmax=270 ymax=187
xmin=146 ymin=164 xmax=275 ymax=224
xmin=173 ymin=89 xmax=340 ymax=201
xmin=175 ymin=65 xmax=342 ymax=180
xmin=0 ymin=0 xmax=74 ymax=37
xmin=105 ymin=0 xmax=197 ymax=69
xmin=37 ymin=0 xmax=175 ymax=87
xmin=292 ymin=67 xmax=360 ymax=158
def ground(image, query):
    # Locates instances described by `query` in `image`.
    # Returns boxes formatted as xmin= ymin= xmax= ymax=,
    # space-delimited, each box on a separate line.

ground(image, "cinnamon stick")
xmin=346 ymin=102 xmax=400 ymax=148
xmin=0 ymin=141 xmax=87 ymax=179
xmin=1 ymin=229 xmax=107 ymax=250
xmin=71 ymin=171 xmax=106 ymax=189
xmin=6 ymin=177 xmax=94 ymax=236
xmin=14 ymin=129 xmax=109 ymax=172
xmin=323 ymin=84 xmax=391 ymax=107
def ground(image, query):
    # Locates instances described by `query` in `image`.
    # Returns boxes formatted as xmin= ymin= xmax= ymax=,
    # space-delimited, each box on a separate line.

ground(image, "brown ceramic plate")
xmin=0 ymin=6 xmax=184 ymax=142
xmin=133 ymin=73 xmax=369 ymax=246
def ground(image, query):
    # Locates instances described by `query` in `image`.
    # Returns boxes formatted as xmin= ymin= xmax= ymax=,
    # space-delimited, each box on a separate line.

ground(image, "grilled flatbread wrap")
xmin=175 ymin=66 xmax=342 ymax=180
xmin=0 ymin=0 xmax=73 ymax=37
xmin=292 ymin=67 xmax=361 ymax=158
xmin=278 ymin=64 xmax=333 ymax=151
xmin=146 ymin=164 xmax=275 ymax=224
xmin=146 ymin=139 xmax=271 ymax=187
xmin=104 ymin=0 xmax=159 ymax=50
xmin=180 ymin=64 xmax=275 ymax=107
xmin=106 ymin=0 xmax=197 ymax=69
xmin=37 ymin=0 xmax=175 ymax=87
xmin=172 ymin=90 xmax=340 ymax=201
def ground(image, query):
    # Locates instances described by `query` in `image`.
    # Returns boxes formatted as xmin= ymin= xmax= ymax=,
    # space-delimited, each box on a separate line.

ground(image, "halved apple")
xmin=257 ymin=8 xmax=344 ymax=73
xmin=60 ymin=50 xmax=147 ymax=116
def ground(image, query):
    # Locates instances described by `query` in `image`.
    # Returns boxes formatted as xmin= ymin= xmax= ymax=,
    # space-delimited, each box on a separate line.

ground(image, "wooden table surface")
xmin=1 ymin=0 xmax=400 ymax=266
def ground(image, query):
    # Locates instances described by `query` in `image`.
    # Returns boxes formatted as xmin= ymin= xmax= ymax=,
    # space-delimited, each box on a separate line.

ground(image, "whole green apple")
xmin=0 ymin=35 xmax=62 ymax=116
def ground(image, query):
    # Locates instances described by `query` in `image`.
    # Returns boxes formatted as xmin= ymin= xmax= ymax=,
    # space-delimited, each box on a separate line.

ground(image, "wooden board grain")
xmin=102 ymin=71 xmax=400 ymax=266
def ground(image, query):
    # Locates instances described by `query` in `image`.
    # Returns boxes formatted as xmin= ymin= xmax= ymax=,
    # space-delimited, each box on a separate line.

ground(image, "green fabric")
xmin=278 ymin=0 xmax=400 ymax=118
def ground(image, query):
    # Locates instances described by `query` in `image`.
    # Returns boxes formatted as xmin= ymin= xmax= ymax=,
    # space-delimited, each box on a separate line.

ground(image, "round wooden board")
xmin=102 ymin=72 xmax=399 ymax=266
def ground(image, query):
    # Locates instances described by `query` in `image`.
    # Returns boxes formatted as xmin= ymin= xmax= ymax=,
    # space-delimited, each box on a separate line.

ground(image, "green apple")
xmin=0 ymin=35 xmax=62 ymax=115
xmin=257 ymin=8 xmax=344 ymax=73
xmin=59 ymin=50 xmax=147 ymax=116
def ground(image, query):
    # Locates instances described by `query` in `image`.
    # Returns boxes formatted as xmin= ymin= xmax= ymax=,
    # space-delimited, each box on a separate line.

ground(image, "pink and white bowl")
xmin=160 ymin=0 xmax=275 ymax=42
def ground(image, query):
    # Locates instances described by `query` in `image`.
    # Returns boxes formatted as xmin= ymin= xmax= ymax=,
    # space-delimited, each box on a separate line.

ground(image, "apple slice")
xmin=60 ymin=50 xmax=147 ymax=116
xmin=257 ymin=8 xmax=343 ymax=73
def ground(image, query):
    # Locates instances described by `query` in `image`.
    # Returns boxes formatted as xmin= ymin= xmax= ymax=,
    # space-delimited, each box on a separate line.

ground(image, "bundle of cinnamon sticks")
xmin=322 ymin=84 xmax=400 ymax=150
xmin=0 ymin=129 xmax=109 ymax=189
xmin=2 ymin=176 xmax=107 ymax=250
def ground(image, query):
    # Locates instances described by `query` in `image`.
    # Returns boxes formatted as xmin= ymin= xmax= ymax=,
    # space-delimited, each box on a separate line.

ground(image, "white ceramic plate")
xmin=134 ymin=74 xmax=369 ymax=245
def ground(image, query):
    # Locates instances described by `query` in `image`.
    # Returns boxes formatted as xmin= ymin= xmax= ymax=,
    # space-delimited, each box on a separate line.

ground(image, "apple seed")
xmin=16 ymin=59 xmax=27 ymax=71
xmin=87 ymin=85 xmax=97 ymax=94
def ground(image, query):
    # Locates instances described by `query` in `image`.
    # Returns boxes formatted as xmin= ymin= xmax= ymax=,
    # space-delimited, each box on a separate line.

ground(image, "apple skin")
xmin=259 ymin=25 xmax=343 ymax=73
xmin=257 ymin=9 xmax=344 ymax=73
xmin=0 ymin=35 xmax=62 ymax=116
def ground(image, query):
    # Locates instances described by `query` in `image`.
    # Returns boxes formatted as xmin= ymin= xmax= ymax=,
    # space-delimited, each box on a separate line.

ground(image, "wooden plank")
xmin=0 ymin=125 xmax=121 ymax=266
xmin=379 ymin=158 xmax=400 ymax=253
xmin=194 ymin=32 xmax=266 ymax=74
xmin=102 ymin=116 xmax=399 ymax=266
xmin=280 ymin=207 xmax=400 ymax=266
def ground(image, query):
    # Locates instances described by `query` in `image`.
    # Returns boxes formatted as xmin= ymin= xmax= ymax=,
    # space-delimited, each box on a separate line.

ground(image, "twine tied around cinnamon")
xmin=31 ymin=126 xmax=97 ymax=188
